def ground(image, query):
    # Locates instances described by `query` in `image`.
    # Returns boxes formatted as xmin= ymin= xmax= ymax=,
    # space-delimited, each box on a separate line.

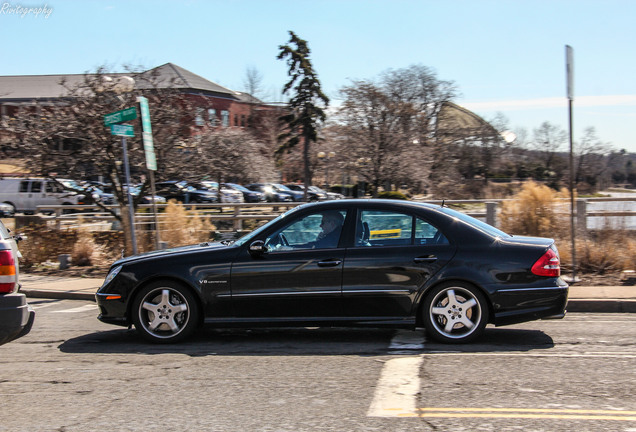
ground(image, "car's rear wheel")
xmin=422 ymin=282 xmax=488 ymax=343
xmin=132 ymin=280 xmax=199 ymax=343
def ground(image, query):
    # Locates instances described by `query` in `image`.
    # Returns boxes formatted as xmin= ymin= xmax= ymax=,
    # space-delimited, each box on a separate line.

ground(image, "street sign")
xmin=110 ymin=124 xmax=134 ymax=137
xmin=566 ymin=45 xmax=574 ymax=100
xmin=103 ymin=107 xmax=138 ymax=126
xmin=137 ymin=96 xmax=157 ymax=171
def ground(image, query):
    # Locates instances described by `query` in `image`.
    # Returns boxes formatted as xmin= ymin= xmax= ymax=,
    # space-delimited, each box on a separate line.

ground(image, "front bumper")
xmin=95 ymin=292 xmax=130 ymax=327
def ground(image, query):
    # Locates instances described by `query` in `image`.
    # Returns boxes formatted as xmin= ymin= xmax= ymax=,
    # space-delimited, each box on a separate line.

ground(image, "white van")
xmin=0 ymin=178 xmax=83 ymax=214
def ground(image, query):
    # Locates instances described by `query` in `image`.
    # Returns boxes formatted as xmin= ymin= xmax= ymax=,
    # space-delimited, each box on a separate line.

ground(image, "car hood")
xmin=113 ymin=242 xmax=230 ymax=267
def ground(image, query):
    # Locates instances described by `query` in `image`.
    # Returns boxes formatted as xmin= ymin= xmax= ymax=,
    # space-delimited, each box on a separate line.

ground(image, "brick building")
xmin=0 ymin=62 xmax=277 ymax=140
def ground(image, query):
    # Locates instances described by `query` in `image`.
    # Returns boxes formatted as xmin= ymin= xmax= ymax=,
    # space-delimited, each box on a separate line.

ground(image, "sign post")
xmin=137 ymin=96 xmax=161 ymax=250
xmin=566 ymin=45 xmax=578 ymax=283
xmin=104 ymin=108 xmax=139 ymax=255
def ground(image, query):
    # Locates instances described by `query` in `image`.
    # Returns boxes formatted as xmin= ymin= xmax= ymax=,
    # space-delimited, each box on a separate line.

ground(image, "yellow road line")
xmin=393 ymin=407 xmax=636 ymax=421
xmin=419 ymin=407 xmax=636 ymax=415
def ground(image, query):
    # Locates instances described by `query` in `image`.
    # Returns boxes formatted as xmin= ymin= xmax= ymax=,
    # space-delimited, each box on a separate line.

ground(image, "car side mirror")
xmin=249 ymin=240 xmax=267 ymax=257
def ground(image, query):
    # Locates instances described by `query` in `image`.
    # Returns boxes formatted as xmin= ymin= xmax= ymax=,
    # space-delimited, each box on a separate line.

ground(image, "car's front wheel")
xmin=422 ymin=282 xmax=488 ymax=343
xmin=132 ymin=281 xmax=199 ymax=343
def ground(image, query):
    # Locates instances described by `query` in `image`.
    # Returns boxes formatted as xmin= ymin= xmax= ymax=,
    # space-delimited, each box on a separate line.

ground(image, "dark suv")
xmin=0 ymin=221 xmax=34 ymax=345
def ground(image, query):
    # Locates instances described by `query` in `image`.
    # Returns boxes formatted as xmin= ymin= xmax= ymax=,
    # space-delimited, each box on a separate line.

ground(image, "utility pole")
xmin=566 ymin=45 xmax=577 ymax=283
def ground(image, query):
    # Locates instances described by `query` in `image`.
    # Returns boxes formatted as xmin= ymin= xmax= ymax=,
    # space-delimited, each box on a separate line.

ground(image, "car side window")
xmin=355 ymin=210 xmax=448 ymax=247
xmin=265 ymin=210 xmax=347 ymax=251
xmin=19 ymin=181 xmax=29 ymax=193
xmin=31 ymin=181 xmax=42 ymax=193
xmin=415 ymin=217 xmax=449 ymax=245
xmin=356 ymin=210 xmax=412 ymax=247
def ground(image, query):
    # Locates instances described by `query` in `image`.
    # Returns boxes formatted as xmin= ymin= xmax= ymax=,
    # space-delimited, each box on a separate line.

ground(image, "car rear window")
xmin=0 ymin=221 xmax=10 ymax=240
xmin=440 ymin=207 xmax=510 ymax=239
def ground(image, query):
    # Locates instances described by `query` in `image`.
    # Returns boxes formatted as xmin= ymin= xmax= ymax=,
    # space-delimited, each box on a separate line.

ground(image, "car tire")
xmin=422 ymin=281 xmax=488 ymax=344
xmin=132 ymin=280 xmax=199 ymax=343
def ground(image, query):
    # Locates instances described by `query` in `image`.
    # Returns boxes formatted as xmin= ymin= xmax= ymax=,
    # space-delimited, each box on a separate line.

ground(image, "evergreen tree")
xmin=277 ymin=31 xmax=329 ymax=198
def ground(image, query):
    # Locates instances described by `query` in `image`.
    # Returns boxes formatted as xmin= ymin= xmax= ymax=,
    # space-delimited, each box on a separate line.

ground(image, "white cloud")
xmin=461 ymin=95 xmax=636 ymax=112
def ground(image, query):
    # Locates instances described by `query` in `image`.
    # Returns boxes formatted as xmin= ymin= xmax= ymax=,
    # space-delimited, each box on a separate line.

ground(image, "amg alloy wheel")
xmin=132 ymin=281 xmax=199 ymax=343
xmin=423 ymin=282 xmax=488 ymax=343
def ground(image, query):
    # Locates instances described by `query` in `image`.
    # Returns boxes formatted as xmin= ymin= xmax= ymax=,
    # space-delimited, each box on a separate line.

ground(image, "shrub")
xmin=71 ymin=228 xmax=99 ymax=266
xmin=377 ymin=191 xmax=408 ymax=200
xmin=499 ymin=181 xmax=568 ymax=238
xmin=160 ymin=200 xmax=216 ymax=247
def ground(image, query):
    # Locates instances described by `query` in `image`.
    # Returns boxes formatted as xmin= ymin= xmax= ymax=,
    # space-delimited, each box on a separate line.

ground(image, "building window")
xmin=241 ymin=115 xmax=246 ymax=127
xmin=194 ymin=108 xmax=204 ymax=126
xmin=234 ymin=114 xmax=239 ymax=127
xmin=221 ymin=110 xmax=230 ymax=127
xmin=208 ymin=109 xmax=217 ymax=126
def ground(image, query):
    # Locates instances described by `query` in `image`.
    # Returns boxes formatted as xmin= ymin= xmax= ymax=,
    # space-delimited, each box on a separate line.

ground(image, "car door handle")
xmin=414 ymin=256 xmax=437 ymax=263
xmin=317 ymin=260 xmax=342 ymax=267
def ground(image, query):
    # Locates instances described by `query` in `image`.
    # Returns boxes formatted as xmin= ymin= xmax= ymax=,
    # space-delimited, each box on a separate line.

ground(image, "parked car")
xmin=78 ymin=182 xmax=116 ymax=206
xmin=0 ymin=220 xmax=34 ymax=345
xmin=0 ymin=177 xmax=84 ymax=214
xmin=155 ymin=181 xmax=218 ymax=204
xmin=271 ymin=183 xmax=304 ymax=202
xmin=197 ymin=181 xmax=244 ymax=203
xmin=246 ymin=183 xmax=293 ymax=202
xmin=96 ymin=199 xmax=568 ymax=344
xmin=285 ymin=184 xmax=327 ymax=201
xmin=0 ymin=202 xmax=15 ymax=217
xmin=225 ymin=183 xmax=265 ymax=203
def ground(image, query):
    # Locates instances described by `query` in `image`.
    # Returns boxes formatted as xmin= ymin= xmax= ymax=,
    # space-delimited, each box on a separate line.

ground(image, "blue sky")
xmin=2 ymin=0 xmax=635 ymax=152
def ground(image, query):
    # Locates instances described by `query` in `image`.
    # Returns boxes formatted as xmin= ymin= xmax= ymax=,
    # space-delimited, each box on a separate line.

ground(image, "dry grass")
xmin=499 ymin=181 xmax=569 ymax=238
xmin=159 ymin=200 xmax=216 ymax=247
xmin=500 ymin=181 xmax=636 ymax=274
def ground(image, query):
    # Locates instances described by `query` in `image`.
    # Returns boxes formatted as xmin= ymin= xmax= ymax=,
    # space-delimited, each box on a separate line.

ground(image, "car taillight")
xmin=531 ymin=247 xmax=560 ymax=277
xmin=0 ymin=250 xmax=16 ymax=293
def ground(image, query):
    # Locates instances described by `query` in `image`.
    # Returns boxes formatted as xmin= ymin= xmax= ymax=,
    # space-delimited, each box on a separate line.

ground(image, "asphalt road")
xmin=0 ymin=298 xmax=635 ymax=432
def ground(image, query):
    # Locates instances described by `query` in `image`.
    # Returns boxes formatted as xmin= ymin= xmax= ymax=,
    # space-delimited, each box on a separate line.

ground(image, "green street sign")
xmin=110 ymin=124 xmax=134 ymax=137
xmin=137 ymin=96 xmax=157 ymax=171
xmin=104 ymin=107 xmax=138 ymax=126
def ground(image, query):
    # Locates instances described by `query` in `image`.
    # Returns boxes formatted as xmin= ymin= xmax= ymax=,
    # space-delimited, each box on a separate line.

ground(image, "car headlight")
xmin=102 ymin=265 xmax=122 ymax=288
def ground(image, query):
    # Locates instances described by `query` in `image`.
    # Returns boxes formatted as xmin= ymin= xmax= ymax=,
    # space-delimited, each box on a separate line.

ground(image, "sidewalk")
xmin=18 ymin=274 xmax=636 ymax=313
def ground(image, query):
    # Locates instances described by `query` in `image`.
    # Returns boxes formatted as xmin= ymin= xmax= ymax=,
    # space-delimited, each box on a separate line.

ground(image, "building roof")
xmin=437 ymin=101 xmax=499 ymax=136
xmin=0 ymin=63 xmax=262 ymax=103
xmin=138 ymin=63 xmax=236 ymax=96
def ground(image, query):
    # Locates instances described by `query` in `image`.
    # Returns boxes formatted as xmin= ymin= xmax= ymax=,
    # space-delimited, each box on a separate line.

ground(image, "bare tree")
xmin=197 ymin=128 xmax=276 ymax=183
xmin=243 ymin=65 xmax=264 ymax=101
xmin=531 ymin=121 xmax=567 ymax=175
xmin=337 ymin=65 xmax=457 ymax=196
xmin=575 ymin=126 xmax=611 ymax=190
xmin=7 ymin=65 xmax=197 ymax=254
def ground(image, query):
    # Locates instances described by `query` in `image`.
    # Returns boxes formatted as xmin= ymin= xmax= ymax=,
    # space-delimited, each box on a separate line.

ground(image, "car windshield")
xmin=228 ymin=183 xmax=249 ymax=192
xmin=439 ymin=206 xmax=510 ymax=238
xmin=273 ymin=183 xmax=292 ymax=192
xmin=59 ymin=179 xmax=81 ymax=190
xmin=234 ymin=205 xmax=304 ymax=246
xmin=0 ymin=221 xmax=10 ymax=239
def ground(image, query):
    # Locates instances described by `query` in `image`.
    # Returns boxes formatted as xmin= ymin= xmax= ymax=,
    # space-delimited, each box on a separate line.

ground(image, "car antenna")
xmin=441 ymin=199 xmax=445 ymax=208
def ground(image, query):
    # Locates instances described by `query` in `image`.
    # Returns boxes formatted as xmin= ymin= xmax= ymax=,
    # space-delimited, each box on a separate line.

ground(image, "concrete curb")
xmin=566 ymin=299 xmax=636 ymax=313
xmin=21 ymin=289 xmax=96 ymax=302
xmin=20 ymin=288 xmax=636 ymax=313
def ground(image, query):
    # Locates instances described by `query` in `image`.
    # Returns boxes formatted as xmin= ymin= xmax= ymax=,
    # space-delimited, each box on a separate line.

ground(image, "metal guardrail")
xmin=26 ymin=196 xmax=636 ymax=234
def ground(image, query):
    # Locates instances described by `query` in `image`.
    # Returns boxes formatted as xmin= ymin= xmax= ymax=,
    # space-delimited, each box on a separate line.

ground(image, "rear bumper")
xmin=0 ymin=293 xmax=35 ymax=345
xmin=492 ymin=285 xmax=569 ymax=326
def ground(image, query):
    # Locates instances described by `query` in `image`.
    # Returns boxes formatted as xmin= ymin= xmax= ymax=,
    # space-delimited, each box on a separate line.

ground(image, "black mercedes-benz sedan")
xmin=96 ymin=199 xmax=568 ymax=344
